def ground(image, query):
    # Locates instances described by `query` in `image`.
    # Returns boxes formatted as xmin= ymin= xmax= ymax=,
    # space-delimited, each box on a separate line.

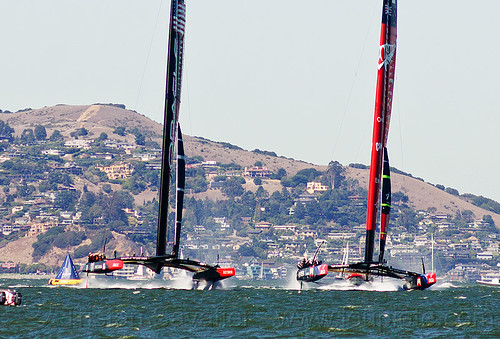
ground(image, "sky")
xmin=1 ymin=1 xmax=499 ymax=203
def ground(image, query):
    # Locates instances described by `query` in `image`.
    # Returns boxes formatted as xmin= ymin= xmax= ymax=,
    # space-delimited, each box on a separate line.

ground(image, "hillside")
xmin=0 ymin=104 xmax=498 ymax=269
xmin=2 ymin=104 xmax=499 ymax=219
xmin=348 ymin=168 xmax=500 ymax=227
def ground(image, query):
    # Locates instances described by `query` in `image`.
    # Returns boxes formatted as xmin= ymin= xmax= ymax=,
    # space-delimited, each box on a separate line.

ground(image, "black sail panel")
xmin=157 ymin=0 xmax=186 ymax=256
xmin=172 ymin=124 xmax=185 ymax=258
xmin=378 ymin=147 xmax=391 ymax=263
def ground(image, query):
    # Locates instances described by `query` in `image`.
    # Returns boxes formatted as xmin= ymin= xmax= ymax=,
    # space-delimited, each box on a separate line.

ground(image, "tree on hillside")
xmin=281 ymin=168 xmax=322 ymax=188
xmin=48 ymin=171 xmax=73 ymax=186
xmin=134 ymin=133 xmax=145 ymax=146
xmin=445 ymin=187 xmax=459 ymax=196
xmin=0 ymin=120 xmax=15 ymax=141
xmin=49 ymin=130 xmax=64 ymax=141
xmin=34 ymin=125 xmax=47 ymax=140
xmin=20 ymin=128 xmax=35 ymax=144
xmin=326 ymin=161 xmax=345 ymax=189
xmin=270 ymin=168 xmax=287 ymax=180
xmin=113 ymin=127 xmax=126 ymax=136
xmin=54 ymin=190 xmax=80 ymax=211
xmin=221 ymin=177 xmax=245 ymax=199
xmin=97 ymin=132 xmax=108 ymax=141
xmin=70 ymin=127 xmax=88 ymax=138
xmin=483 ymin=214 xmax=495 ymax=227
xmin=16 ymin=183 xmax=35 ymax=197
xmin=255 ymin=186 xmax=268 ymax=200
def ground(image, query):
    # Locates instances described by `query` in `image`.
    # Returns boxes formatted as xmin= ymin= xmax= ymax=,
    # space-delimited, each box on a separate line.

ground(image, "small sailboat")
xmin=49 ymin=253 xmax=82 ymax=285
xmin=335 ymin=242 xmax=349 ymax=280
xmin=326 ymin=0 xmax=436 ymax=291
xmin=82 ymin=0 xmax=234 ymax=288
xmin=128 ymin=264 xmax=149 ymax=281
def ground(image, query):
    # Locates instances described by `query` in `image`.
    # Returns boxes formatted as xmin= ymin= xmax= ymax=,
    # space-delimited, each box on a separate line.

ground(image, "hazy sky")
xmin=1 ymin=1 xmax=499 ymax=203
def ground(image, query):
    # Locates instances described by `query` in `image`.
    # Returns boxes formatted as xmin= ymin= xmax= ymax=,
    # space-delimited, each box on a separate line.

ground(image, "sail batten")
xmin=364 ymin=0 xmax=397 ymax=263
xmin=157 ymin=0 xmax=186 ymax=257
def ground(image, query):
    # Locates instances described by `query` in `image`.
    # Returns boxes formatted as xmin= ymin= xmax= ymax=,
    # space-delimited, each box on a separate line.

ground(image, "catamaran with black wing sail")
xmin=82 ymin=0 xmax=234 ymax=289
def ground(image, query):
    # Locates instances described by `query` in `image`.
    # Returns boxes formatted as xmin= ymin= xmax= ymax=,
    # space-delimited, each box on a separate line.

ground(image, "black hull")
xmin=328 ymin=262 xmax=436 ymax=290
xmin=119 ymin=256 xmax=235 ymax=283
xmin=296 ymin=264 xmax=328 ymax=282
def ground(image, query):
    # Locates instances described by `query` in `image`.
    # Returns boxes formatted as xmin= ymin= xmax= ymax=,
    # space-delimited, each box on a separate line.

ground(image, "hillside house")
xmin=299 ymin=229 xmax=318 ymax=239
xmin=348 ymin=195 xmax=365 ymax=206
xmin=255 ymin=221 xmax=272 ymax=231
xmin=327 ymin=232 xmax=356 ymax=240
xmin=64 ymin=139 xmax=93 ymax=149
xmin=27 ymin=222 xmax=57 ymax=236
xmin=306 ymin=182 xmax=328 ymax=194
xmin=53 ymin=163 xmax=83 ymax=175
xmin=133 ymin=153 xmax=158 ymax=161
xmin=243 ymin=166 xmax=271 ymax=178
xmin=202 ymin=161 xmax=218 ymax=168
xmin=0 ymin=262 xmax=19 ymax=273
xmin=42 ymin=149 xmax=64 ymax=156
xmin=477 ymin=252 xmax=493 ymax=260
xmin=414 ymin=235 xmax=429 ymax=247
xmin=241 ymin=217 xmax=252 ymax=225
xmin=104 ymin=140 xmax=136 ymax=152
xmin=97 ymin=162 xmax=134 ymax=180
xmin=273 ymin=225 xmax=296 ymax=233
xmin=11 ymin=206 xmax=23 ymax=214
xmin=295 ymin=194 xmax=316 ymax=203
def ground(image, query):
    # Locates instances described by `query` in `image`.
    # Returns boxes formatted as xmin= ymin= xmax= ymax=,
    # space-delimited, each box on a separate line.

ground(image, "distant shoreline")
xmin=0 ymin=273 xmax=50 ymax=280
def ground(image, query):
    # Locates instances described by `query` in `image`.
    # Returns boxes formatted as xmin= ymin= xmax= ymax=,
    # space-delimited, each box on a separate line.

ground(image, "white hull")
xmin=476 ymin=279 xmax=500 ymax=287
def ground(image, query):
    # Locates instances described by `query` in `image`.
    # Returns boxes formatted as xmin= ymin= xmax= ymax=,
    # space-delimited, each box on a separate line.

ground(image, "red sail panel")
xmin=364 ymin=0 xmax=397 ymax=263
xmin=157 ymin=0 xmax=187 ymax=256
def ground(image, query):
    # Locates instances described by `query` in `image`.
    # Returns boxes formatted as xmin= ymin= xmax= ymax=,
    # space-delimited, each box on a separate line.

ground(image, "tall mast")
xmin=364 ymin=0 xmax=397 ymax=263
xmin=157 ymin=0 xmax=186 ymax=256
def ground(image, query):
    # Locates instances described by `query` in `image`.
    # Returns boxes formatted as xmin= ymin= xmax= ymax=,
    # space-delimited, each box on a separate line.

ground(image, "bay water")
xmin=1 ymin=276 xmax=498 ymax=337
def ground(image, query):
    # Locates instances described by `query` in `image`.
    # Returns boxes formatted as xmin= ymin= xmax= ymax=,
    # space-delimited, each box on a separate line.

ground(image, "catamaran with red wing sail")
xmin=327 ymin=0 xmax=436 ymax=290
xmin=297 ymin=0 xmax=435 ymax=290
xmin=82 ymin=0 xmax=234 ymax=288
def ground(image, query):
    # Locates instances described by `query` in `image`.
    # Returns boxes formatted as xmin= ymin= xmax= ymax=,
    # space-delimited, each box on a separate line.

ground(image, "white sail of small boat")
xmin=129 ymin=264 xmax=148 ymax=281
xmin=336 ymin=242 xmax=349 ymax=280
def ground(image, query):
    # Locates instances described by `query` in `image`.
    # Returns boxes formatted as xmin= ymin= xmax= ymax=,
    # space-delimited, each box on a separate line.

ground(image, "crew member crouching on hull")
xmin=88 ymin=252 xmax=106 ymax=263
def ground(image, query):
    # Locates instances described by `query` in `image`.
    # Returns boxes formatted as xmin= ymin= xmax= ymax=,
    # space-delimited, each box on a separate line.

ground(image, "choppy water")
xmin=1 ymin=276 xmax=498 ymax=338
